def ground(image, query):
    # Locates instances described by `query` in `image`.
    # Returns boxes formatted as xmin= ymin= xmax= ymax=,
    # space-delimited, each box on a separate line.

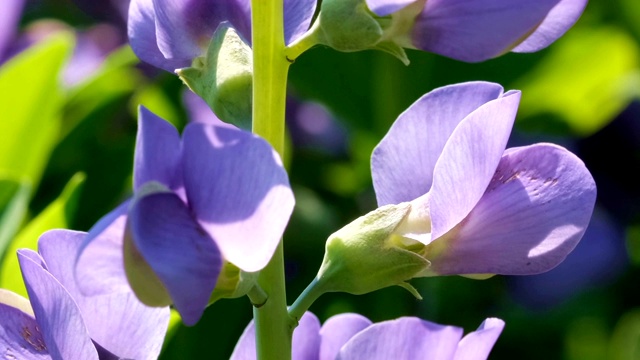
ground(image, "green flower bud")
xmin=177 ymin=22 xmax=252 ymax=130
xmin=208 ymin=261 xmax=258 ymax=304
xmin=315 ymin=202 xmax=430 ymax=297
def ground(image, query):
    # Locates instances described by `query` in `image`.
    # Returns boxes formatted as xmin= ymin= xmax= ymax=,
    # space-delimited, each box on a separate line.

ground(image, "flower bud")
xmin=208 ymin=261 xmax=258 ymax=304
xmin=177 ymin=22 xmax=252 ymax=130
xmin=315 ymin=203 xmax=429 ymax=297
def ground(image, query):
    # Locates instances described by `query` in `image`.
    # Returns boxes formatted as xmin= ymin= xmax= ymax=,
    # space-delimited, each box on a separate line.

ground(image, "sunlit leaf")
xmin=514 ymin=26 xmax=640 ymax=136
xmin=0 ymin=174 xmax=30 ymax=256
xmin=0 ymin=173 xmax=85 ymax=297
xmin=0 ymin=34 xmax=73 ymax=184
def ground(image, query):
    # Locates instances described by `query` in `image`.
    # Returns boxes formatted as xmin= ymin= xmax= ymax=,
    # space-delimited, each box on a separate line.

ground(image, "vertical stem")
xmin=251 ymin=1 xmax=292 ymax=360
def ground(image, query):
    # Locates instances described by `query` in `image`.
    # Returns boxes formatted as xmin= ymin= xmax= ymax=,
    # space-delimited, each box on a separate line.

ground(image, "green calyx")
xmin=177 ymin=22 xmax=253 ymax=130
xmin=315 ymin=203 xmax=430 ymax=297
xmin=208 ymin=261 xmax=259 ymax=304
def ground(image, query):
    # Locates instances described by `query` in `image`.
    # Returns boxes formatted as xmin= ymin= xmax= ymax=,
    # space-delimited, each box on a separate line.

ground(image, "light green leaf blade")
xmin=0 ymin=174 xmax=31 ymax=256
xmin=0 ymin=173 xmax=85 ymax=297
xmin=0 ymin=33 xmax=73 ymax=184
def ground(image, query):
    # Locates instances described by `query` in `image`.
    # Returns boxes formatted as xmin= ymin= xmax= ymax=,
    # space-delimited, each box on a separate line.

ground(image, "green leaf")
xmin=0 ymin=173 xmax=85 ymax=297
xmin=514 ymin=26 xmax=640 ymax=136
xmin=0 ymin=34 xmax=73 ymax=185
xmin=0 ymin=174 xmax=31 ymax=256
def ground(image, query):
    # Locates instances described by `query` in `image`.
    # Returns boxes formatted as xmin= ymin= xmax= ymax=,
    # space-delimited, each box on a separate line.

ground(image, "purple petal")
xmin=430 ymin=91 xmax=520 ymax=240
xmin=230 ymin=312 xmax=320 ymax=360
xmin=18 ymin=250 xmax=98 ymax=359
xmin=182 ymin=124 xmax=295 ymax=272
xmin=319 ymin=313 xmax=372 ymax=360
xmin=128 ymin=0 xmax=187 ymax=71
xmin=339 ymin=317 xmax=463 ymax=359
xmin=371 ymin=82 xmax=504 ymax=206
xmin=0 ymin=289 xmax=49 ymax=359
xmin=134 ymin=106 xmax=182 ymax=191
xmin=39 ymin=230 xmax=169 ymax=360
xmin=127 ymin=191 xmax=222 ymax=326
xmin=454 ymin=318 xmax=505 ymax=360
xmin=152 ymin=0 xmax=250 ymax=61
xmin=0 ymin=0 xmax=25 ymax=59
xmin=75 ymin=201 xmax=131 ymax=296
xmin=512 ymin=0 xmax=587 ymax=53
xmin=413 ymin=0 xmax=560 ymax=62
xmin=429 ymin=144 xmax=596 ymax=275
xmin=292 ymin=312 xmax=321 ymax=360
xmin=183 ymin=89 xmax=232 ymax=126
xmin=366 ymin=0 xmax=416 ymax=17
xmin=284 ymin=0 xmax=317 ymax=45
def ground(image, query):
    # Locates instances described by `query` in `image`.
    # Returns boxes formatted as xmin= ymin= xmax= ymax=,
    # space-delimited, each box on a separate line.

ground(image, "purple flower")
xmin=231 ymin=312 xmax=504 ymax=359
xmin=0 ymin=0 xmax=24 ymax=61
xmin=366 ymin=0 xmax=587 ymax=62
xmin=128 ymin=0 xmax=318 ymax=72
xmin=74 ymin=106 xmax=295 ymax=325
xmin=0 ymin=230 xmax=169 ymax=359
xmin=371 ymin=81 xmax=596 ymax=276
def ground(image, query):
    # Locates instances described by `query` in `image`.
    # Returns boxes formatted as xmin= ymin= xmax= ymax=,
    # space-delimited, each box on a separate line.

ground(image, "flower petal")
xmin=134 ymin=106 xmax=183 ymax=191
xmin=0 ymin=0 xmax=24 ymax=59
xmin=413 ymin=0 xmax=560 ymax=62
xmin=284 ymin=0 xmax=317 ymax=45
xmin=18 ymin=250 xmax=98 ymax=360
xmin=39 ymin=230 xmax=169 ymax=360
xmin=371 ymin=82 xmax=505 ymax=206
xmin=338 ymin=317 xmax=463 ymax=359
xmin=128 ymin=0 xmax=186 ymax=71
xmin=429 ymin=144 xmax=596 ymax=275
xmin=75 ymin=201 xmax=131 ymax=296
xmin=366 ymin=0 xmax=416 ymax=17
xmin=127 ymin=191 xmax=222 ymax=326
xmin=512 ymin=0 xmax=588 ymax=53
xmin=319 ymin=313 xmax=372 ymax=360
xmin=0 ymin=289 xmax=48 ymax=359
xmin=151 ymin=0 xmax=251 ymax=62
xmin=454 ymin=318 xmax=505 ymax=360
xmin=182 ymin=124 xmax=295 ymax=272
xmin=430 ymin=91 xmax=520 ymax=240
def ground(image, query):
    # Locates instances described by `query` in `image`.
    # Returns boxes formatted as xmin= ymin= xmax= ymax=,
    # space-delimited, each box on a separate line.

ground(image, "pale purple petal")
xmin=319 ymin=313 xmax=372 ymax=360
xmin=75 ymin=201 xmax=131 ymax=296
xmin=338 ymin=317 xmax=463 ymax=359
xmin=371 ymin=82 xmax=504 ymax=206
xmin=413 ymin=0 xmax=560 ymax=62
xmin=183 ymin=89 xmax=231 ymax=126
xmin=366 ymin=0 xmax=415 ymax=17
xmin=127 ymin=191 xmax=222 ymax=326
xmin=454 ymin=318 xmax=505 ymax=360
xmin=0 ymin=0 xmax=25 ymax=59
xmin=230 ymin=312 xmax=320 ymax=360
xmin=18 ymin=250 xmax=98 ymax=360
xmin=151 ymin=0 xmax=251 ymax=62
xmin=128 ymin=0 xmax=186 ymax=71
xmin=182 ymin=124 xmax=295 ymax=272
xmin=0 ymin=290 xmax=48 ymax=359
xmin=39 ymin=230 xmax=169 ymax=360
xmin=512 ymin=0 xmax=587 ymax=53
xmin=134 ymin=106 xmax=182 ymax=191
xmin=430 ymin=91 xmax=520 ymax=240
xmin=429 ymin=144 xmax=596 ymax=275
xmin=284 ymin=0 xmax=317 ymax=44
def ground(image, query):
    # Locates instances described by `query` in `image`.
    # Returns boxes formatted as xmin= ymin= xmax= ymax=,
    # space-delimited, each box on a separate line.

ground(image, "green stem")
xmin=251 ymin=0 xmax=293 ymax=360
xmin=285 ymin=20 xmax=322 ymax=62
xmin=288 ymin=278 xmax=327 ymax=322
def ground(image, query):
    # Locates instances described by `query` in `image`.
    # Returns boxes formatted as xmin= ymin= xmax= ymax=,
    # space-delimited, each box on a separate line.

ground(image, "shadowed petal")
xmin=284 ymin=0 xmax=317 ymax=44
xmin=430 ymin=91 xmax=520 ymax=241
xmin=371 ymin=82 xmax=504 ymax=206
xmin=39 ymin=230 xmax=169 ymax=360
xmin=366 ymin=0 xmax=415 ymax=17
xmin=182 ymin=124 xmax=294 ymax=272
xmin=0 ymin=290 xmax=48 ymax=359
xmin=319 ymin=313 xmax=372 ymax=360
xmin=134 ymin=106 xmax=182 ymax=191
xmin=454 ymin=318 xmax=504 ymax=360
xmin=18 ymin=250 xmax=98 ymax=360
xmin=413 ymin=0 xmax=560 ymax=62
xmin=338 ymin=317 xmax=462 ymax=359
xmin=0 ymin=0 xmax=24 ymax=59
xmin=429 ymin=144 xmax=596 ymax=275
xmin=128 ymin=0 xmax=186 ymax=71
xmin=127 ymin=191 xmax=222 ymax=326
xmin=75 ymin=201 xmax=130 ymax=296
xmin=512 ymin=0 xmax=588 ymax=53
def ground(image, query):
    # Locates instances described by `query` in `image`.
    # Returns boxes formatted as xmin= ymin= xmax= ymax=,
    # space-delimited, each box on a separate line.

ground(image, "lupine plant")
xmin=0 ymin=0 xmax=607 ymax=359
